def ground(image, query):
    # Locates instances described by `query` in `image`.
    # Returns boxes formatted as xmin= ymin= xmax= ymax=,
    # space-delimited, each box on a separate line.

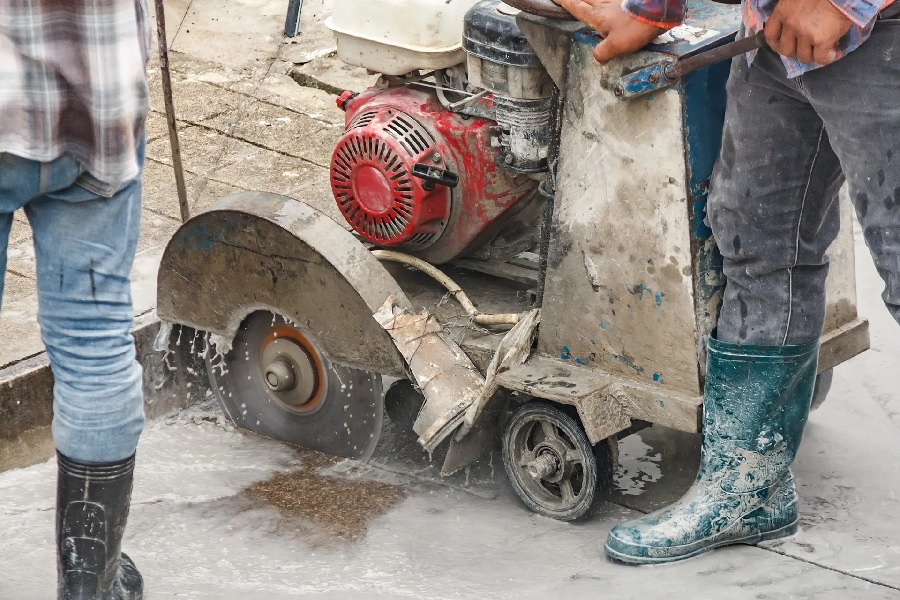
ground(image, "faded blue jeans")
xmin=710 ymin=15 xmax=900 ymax=346
xmin=0 ymin=149 xmax=144 ymax=463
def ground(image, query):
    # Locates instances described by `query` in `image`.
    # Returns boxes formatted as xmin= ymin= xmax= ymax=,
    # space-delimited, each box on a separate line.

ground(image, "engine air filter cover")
xmin=463 ymin=0 xmax=541 ymax=67
xmin=331 ymin=108 xmax=451 ymax=249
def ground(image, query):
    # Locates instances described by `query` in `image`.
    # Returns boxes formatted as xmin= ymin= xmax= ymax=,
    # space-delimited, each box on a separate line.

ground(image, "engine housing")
xmin=332 ymin=87 xmax=538 ymax=264
xmin=332 ymin=106 xmax=452 ymax=250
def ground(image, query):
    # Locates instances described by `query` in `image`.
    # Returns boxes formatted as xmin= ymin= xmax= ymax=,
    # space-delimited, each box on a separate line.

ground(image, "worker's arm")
xmin=558 ymin=0 xmax=882 ymax=67
xmin=553 ymin=0 xmax=682 ymax=63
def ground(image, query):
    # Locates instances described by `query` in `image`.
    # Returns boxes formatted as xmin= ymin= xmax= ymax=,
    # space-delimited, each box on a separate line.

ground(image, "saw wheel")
xmin=207 ymin=311 xmax=384 ymax=460
xmin=502 ymin=401 xmax=607 ymax=521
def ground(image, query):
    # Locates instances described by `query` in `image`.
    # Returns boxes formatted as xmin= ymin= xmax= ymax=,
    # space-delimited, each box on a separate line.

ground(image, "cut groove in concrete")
xmin=289 ymin=68 xmax=346 ymax=96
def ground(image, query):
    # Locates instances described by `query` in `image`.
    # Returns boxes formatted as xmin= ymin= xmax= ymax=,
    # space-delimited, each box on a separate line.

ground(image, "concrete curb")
xmin=0 ymin=312 xmax=207 ymax=472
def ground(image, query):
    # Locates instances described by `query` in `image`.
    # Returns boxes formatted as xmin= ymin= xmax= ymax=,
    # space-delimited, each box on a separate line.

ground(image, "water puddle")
xmin=613 ymin=433 xmax=663 ymax=496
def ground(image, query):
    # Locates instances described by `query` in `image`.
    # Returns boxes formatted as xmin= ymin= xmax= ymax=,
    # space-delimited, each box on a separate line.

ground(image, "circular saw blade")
xmin=208 ymin=311 xmax=384 ymax=460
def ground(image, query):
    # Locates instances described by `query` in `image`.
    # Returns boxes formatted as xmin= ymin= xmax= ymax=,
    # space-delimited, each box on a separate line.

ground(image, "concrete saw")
xmin=206 ymin=311 xmax=384 ymax=460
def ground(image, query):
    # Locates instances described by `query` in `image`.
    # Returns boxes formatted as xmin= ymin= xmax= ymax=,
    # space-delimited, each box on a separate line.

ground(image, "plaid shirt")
xmin=624 ymin=0 xmax=895 ymax=77
xmin=0 ymin=0 xmax=152 ymax=187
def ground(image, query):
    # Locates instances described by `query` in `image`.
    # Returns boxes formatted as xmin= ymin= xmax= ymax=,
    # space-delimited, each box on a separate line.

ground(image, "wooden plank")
xmin=819 ymin=317 xmax=870 ymax=374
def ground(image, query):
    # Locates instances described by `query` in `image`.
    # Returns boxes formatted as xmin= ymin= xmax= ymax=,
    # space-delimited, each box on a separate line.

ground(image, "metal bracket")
xmin=613 ymin=62 xmax=677 ymax=100
xmin=614 ymin=32 xmax=767 ymax=101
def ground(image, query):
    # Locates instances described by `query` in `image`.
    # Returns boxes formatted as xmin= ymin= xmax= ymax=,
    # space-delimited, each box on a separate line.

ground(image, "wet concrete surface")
xmin=1 ymin=237 xmax=896 ymax=595
xmin=1 ymin=340 xmax=899 ymax=600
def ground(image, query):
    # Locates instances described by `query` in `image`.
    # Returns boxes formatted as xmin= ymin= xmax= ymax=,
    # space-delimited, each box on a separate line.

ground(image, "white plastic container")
xmin=326 ymin=0 xmax=481 ymax=76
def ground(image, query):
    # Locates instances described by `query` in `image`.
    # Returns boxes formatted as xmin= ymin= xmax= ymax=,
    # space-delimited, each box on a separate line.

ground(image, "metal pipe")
xmin=284 ymin=0 xmax=304 ymax=37
xmin=667 ymin=32 xmax=768 ymax=79
xmin=154 ymin=0 xmax=190 ymax=223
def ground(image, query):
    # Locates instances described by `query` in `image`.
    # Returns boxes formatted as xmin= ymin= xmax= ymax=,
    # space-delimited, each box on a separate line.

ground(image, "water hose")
xmin=371 ymin=250 xmax=522 ymax=326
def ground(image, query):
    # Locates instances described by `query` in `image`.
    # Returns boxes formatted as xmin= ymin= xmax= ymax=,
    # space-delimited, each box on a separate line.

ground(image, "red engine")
xmin=331 ymin=87 xmax=538 ymax=264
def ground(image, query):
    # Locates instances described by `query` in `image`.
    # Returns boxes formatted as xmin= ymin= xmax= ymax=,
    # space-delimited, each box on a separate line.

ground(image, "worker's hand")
xmin=764 ymin=0 xmax=852 ymax=65
xmin=554 ymin=0 xmax=666 ymax=64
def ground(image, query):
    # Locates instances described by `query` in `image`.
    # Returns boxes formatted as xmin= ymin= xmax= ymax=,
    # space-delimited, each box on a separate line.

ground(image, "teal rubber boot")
xmin=604 ymin=335 xmax=819 ymax=565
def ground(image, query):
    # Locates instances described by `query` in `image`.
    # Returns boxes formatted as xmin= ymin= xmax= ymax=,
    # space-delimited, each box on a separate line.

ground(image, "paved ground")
xmin=1 ymin=1 xmax=900 ymax=598
xmin=2 ymin=290 xmax=899 ymax=599
xmin=1 ymin=241 xmax=899 ymax=598
xmin=0 ymin=0 xmax=375 ymax=367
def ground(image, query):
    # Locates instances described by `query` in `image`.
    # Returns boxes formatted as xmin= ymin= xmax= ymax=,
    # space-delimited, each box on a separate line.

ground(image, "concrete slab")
xmin=0 ymin=292 xmax=42 ymax=367
xmin=141 ymin=158 xmax=203 ymax=221
xmin=146 ymin=125 xmax=233 ymax=176
xmin=0 ymin=271 xmax=34 ymax=304
xmin=168 ymin=49 xmax=276 ymax=97
xmin=206 ymin=135 xmax=321 ymax=197
xmin=290 ymin=55 xmax=379 ymax=95
xmin=166 ymin=79 xmax=250 ymax=125
xmin=192 ymin=174 xmax=246 ymax=214
xmin=251 ymin=74 xmax=347 ymax=126
xmin=4 ymin=214 xmax=35 ymax=286
xmin=4 ymin=237 xmax=37 ymax=282
xmin=1 ymin=406 xmax=899 ymax=599
xmin=206 ymin=97 xmax=343 ymax=167
xmin=8 ymin=211 xmax=31 ymax=244
xmin=144 ymin=109 xmax=171 ymax=145
xmin=279 ymin=0 xmax=336 ymax=65
xmin=284 ymin=165 xmax=345 ymax=225
xmin=170 ymin=0 xmax=285 ymax=70
xmin=146 ymin=0 xmax=192 ymax=49
xmin=147 ymin=56 xmax=189 ymax=116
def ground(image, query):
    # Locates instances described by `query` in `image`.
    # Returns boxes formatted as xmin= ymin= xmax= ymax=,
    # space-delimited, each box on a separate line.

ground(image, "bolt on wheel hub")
xmin=260 ymin=332 xmax=322 ymax=410
xmin=526 ymin=452 xmax=560 ymax=480
xmin=264 ymin=359 xmax=296 ymax=391
xmin=502 ymin=402 xmax=601 ymax=521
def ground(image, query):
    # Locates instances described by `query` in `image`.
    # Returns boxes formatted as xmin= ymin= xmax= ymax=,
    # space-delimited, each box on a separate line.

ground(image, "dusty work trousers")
xmin=710 ymin=17 xmax=900 ymax=346
xmin=0 ymin=149 xmax=145 ymax=463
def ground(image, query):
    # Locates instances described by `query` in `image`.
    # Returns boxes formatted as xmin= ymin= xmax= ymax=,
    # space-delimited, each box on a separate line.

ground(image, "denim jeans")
xmin=0 ymin=151 xmax=144 ymax=463
xmin=709 ymin=17 xmax=900 ymax=346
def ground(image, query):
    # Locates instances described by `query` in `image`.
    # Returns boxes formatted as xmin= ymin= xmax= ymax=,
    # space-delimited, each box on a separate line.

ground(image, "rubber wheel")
xmin=206 ymin=311 xmax=383 ymax=459
xmin=502 ymin=401 xmax=600 ymax=521
xmin=810 ymin=369 xmax=833 ymax=411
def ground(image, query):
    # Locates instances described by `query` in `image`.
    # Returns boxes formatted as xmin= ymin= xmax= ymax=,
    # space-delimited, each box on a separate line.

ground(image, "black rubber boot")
xmin=57 ymin=452 xmax=143 ymax=600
